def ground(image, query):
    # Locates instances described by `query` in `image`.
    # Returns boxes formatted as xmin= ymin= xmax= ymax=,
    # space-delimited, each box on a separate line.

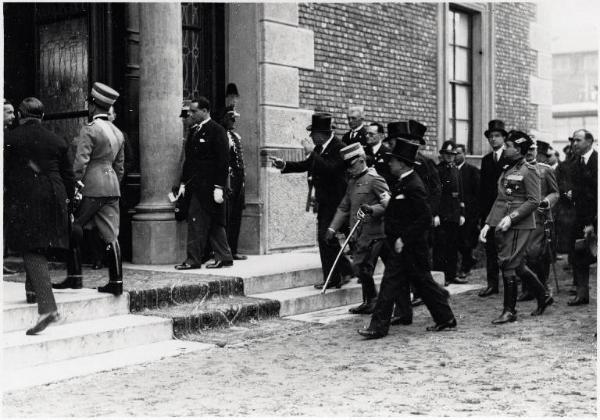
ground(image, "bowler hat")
xmin=439 ymin=140 xmax=458 ymax=155
xmin=386 ymin=120 xmax=427 ymax=145
xmin=226 ymin=83 xmax=239 ymax=97
xmin=306 ymin=113 xmax=335 ymax=132
xmin=386 ymin=138 xmax=421 ymax=165
xmin=484 ymin=119 xmax=507 ymax=138
xmin=89 ymin=82 xmax=119 ymax=109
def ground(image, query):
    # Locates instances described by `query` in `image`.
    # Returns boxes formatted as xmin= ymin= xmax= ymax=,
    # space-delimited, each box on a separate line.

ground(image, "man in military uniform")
xmin=478 ymin=120 xmax=508 ymax=297
xmin=342 ymin=105 xmax=368 ymax=147
xmin=272 ymin=113 xmax=354 ymax=288
xmin=175 ymin=97 xmax=233 ymax=270
xmin=479 ymin=131 xmax=551 ymax=324
xmin=222 ymin=106 xmax=246 ymax=261
xmin=326 ymin=143 xmax=390 ymax=313
xmin=53 ymin=82 xmax=125 ymax=295
xmin=358 ymin=138 xmax=457 ymax=339
xmin=517 ymin=140 xmax=559 ymax=302
xmin=364 ymin=122 xmax=393 ymax=186
xmin=434 ymin=141 xmax=467 ymax=286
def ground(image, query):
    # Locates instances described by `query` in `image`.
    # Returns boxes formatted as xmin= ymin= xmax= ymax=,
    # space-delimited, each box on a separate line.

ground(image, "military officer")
xmin=358 ymin=137 xmax=457 ymax=339
xmin=53 ymin=82 xmax=125 ymax=295
xmin=517 ymin=140 xmax=559 ymax=303
xmin=479 ymin=131 xmax=550 ymax=324
xmin=434 ymin=141 xmax=467 ymax=286
xmin=326 ymin=143 xmax=390 ymax=314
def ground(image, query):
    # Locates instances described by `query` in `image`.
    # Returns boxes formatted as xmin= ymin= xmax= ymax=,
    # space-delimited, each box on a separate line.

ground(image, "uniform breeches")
xmin=495 ymin=228 xmax=533 ymax=277
xmin=485 ymin=227 xmax=500 ymax=288
xmin=524 ymin=221 xmax=550 ymax=284
xmin=75 ymin=197 xmax=120 ymax=243
xmin=186 ymin=194 xmax=232 ymax=265
xmin=438 ymin=221 xmax=459 ymax=282
xmin=316 ymin=209 xmax=353 ymax=283
xmin=352 ymin=238 xmax=383 ymax=300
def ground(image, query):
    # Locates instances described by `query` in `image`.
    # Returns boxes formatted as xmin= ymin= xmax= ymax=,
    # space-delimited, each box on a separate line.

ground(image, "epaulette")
xmin=524 ymin=161 xmax=537 ymax=169
xmin=87 ymin=120 xmax=96 ymax=126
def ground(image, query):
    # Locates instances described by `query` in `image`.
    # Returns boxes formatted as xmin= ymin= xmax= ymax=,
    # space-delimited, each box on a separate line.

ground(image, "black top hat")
xmin=386 ymin=120 xmax=427 ymax=145
xmin=306 ymin=113 xmax=335 ymax=132
xmin=386 ymin=138 xmax=421 ymax=166
xmin=484 ymin=120 xmax=507 ymax=138
xmin=226 ymin=83 xmax=239 ymax=97
xmin=439 ymin=140 xmax=458 ymax=155
xmin=536 ymin=140 xmax=551 ymax=155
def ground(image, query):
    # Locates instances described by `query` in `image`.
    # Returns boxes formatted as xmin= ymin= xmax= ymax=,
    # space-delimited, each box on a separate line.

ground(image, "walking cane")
xmin=321 ymin=210 xmax=366 ymax=294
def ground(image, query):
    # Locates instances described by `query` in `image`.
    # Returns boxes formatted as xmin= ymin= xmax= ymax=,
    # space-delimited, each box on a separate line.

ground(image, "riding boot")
xmin=98 ymin=241 xmax=123 ymax=296
xmin=53 ymin=247 xmax=83 ymax=289
xmin=492 ymin=275 xmax=517 ymax=324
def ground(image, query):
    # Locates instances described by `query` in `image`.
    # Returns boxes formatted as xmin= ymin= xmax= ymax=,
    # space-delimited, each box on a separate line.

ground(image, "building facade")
xmin=3 ymin=2 xmax=549 ymax=263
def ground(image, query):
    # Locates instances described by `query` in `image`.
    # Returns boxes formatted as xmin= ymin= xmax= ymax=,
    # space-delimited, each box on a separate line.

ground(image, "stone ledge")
xmin=260 ymin=64 xmax=299 ymax=107
xmin=260 ymin=3 xmax=298 ymax=26
xmin=261 ymin=21 xmax=314 ymax=70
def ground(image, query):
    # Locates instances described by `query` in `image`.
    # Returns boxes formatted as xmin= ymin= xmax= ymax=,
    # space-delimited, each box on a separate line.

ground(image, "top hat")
xmin=223 ymin=105 xmax=240 ymax=118
xmin=439 ymin=140 xmax=458 ymax=155
xmin=340 ymin=142 xmax=366 ymax=162
xmin=484 ymin=119 xmax=507 ymax=138
xmin=89 ymin=82 xmax=119 ymax=109
xmin=306 ymin=113 xmax=335 ymax=132
xmin=226 ymin=83 xmax=239 ymax=97
xmin=506 ymin=130 xmax=533 ymax=155
xmin=386 ymin=138 xmax=421 ymax=165
xmin=536 ymin=140 xmax=551 ymax=155
xmin=386 ymin=120 xmax=427 ymax=145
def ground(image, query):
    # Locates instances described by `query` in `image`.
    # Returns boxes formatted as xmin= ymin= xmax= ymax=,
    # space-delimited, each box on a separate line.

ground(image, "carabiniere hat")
xmin=306 ymin=112 xmax=336 ymax=132
xmin=179 ymin=99 xmax=191 ymax=118
xmin=386 ymin=120 xmax=427 ymax=145
xmin=439 ymin=140 xmax=458 ymax=155
xmin=536 ymin=140 xmax=551 ymax=155
xmin=223 ymin=105 xmax=240 ymax=118
xmin=89 ymin=82 xmax=119 ymax=109
xmin=484 ymin=119 xmax=507 ymax=138
xmin=386 ymin=138 xmax=421 ymax=166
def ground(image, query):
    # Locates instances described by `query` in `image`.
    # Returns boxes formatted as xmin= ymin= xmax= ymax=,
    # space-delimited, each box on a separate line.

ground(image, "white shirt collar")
xmin=93 ymin=114 xmax=109 ymax=120
xmin=494 ymin=148 xmax=503 ymax=160
xmin=371 ymin=142 xmax=382 ymax=155
xmin=351 ymin=123 xmax=364 ymax=133
xmin=582 ymin=148 xmax=594 ymax=165
xmin=321 ymin=133 xmax=335 ymax=153
xmin=400 ymin=169 xmax=414 ymax=180
xmin=457 ymin=162 xmax=465 ymax=170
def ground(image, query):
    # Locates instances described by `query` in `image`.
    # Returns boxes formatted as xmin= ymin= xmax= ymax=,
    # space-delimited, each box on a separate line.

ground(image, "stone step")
xmin=3 ymin=314 xmax=172 ymax=370
xmin=3 ymin=282 xmax=129 ymax=333
xmin=3 ymin=340 xmax=214 ymax=391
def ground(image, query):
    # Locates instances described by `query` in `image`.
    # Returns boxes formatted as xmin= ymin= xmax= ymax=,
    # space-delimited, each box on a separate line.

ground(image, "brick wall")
xmin=298 ymin=2 xmax=440 ymax=153
xmin=493 ymin=2 xmax=538 ymax=132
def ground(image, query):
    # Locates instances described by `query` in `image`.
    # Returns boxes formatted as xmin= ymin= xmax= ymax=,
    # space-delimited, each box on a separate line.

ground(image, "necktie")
xmin=314 ymin=144 xmax=323 ymax=155
xmin=581 ymin=156 xmax=586 ymax=166
xmin=494 ymin=152 xmax=498 ymax=163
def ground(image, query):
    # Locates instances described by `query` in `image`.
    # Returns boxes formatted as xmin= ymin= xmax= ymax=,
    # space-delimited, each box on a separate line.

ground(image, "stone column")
xmin=132 ymin=3 xmax=185 ymax=264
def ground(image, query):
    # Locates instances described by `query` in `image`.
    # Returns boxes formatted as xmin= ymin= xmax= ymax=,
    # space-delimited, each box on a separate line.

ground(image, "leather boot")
xmin=492 ymin=276 xmax=517 ymax=324
xmin=53 ymin=247 xmax=83 ymax=289
xmin=349 ymin=297 xmax=377 ymax=314
xmin=98 ymin=241 xmax=123 ymax=296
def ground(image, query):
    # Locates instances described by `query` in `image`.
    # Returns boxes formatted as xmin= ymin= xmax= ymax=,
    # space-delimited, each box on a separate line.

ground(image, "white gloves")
xmin=178 ymin=183 xmax=186 ymax=197
xmin=433 ymin=216 xmax=441 ymax=227
xmin=497 ymin=216 xmax=512 ymax=232
xmin=213 ymin=188 xmax=224 ymax=204
xmin=395 ymin=237 xmax=404 ymax=254
xmin=479 ymin=224 xmax=490 ymax=243
xmin=459 ymin=216 xmax=465 ymax=226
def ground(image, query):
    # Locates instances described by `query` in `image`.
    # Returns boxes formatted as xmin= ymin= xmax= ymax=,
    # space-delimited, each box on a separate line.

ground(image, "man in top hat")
xmin=272 ymin=113 xmax=354 ymax=288
xmin=326 ymin=142 xmax=390 ymax=313
xmin=434 ymin=140 xmax=467 ymax=286
xmin=175 ymin=97 xmax=234 ymax=270
xmin=342 ymin=105 xmax=368 ymax=147
xmin=478 ymin=119 xmax=508 ymax=297
xmin=567 ymin=129 xmax=597 ymax=306
xmin=358 ymin=137 xmax=457 ymax=339
xmin=517 ymin=139 xmax=559 ymax=302
xmin=222 ymin=105 xmax=247 ymax=261
xmin=364 ymin=122 xmax=393 ymax=186
xmin=53 ymin=82 xmax=125 ymax=295
xmin=455 ymin=144 xmax=480 ymax=279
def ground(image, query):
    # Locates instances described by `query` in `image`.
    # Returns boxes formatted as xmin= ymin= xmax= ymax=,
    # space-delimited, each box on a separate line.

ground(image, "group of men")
xmin=271 ymin=106 xmax=596 ymax=338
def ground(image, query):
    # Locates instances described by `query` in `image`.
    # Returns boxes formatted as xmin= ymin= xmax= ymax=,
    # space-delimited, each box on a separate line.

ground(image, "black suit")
xmin=366 ymin=142 xmax=394 ymax=186
xmin=458 ymin=162 xmax=481 ymax=272
xmin=479 ymin=149 xmax=505 ymax=290
xmin=342 ymin=125 xmax=368 ymax=147
xmin=283 ymin=137 xmax=353 ymax=283
xmin=368 ymin=170 xmax=455 ymax=334
xmin=571 ymin=150 xmax=598 ymax=300
xmin=181 ymin=118 xmax=233 ymax=264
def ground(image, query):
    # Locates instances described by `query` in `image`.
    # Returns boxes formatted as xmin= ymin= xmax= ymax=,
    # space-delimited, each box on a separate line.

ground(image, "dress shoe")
xmin=26 ymin=311 xmax=60 ymax=335
xmin=92 ymin=261 xmax=103 ymax=270
xmin=205 ymin=260 xmax=233 ymax=269
xmin=357 ymin=327 xmax=387 ymax=339
xmin=517 ymin=292 xmax=534 ymax=302
xmin=390 ymin=316 xmax=413 ymax=325
xmin=531 ymin=296 xmax=554 ymax=316
xmin=97 ymin=281 xmax=123 ymax=296
xmin=233 ymin=254 xmax=247 ymax=260
xmin=3 ymin=265 xmax=17 ymax=275
xmin=478 ymin=287 xmax=499 ymax=297
xmin=26 ymin=291 xmax=37 ymax=304
xmin=426 ymin=317 xmax=457 ymax=331
xmin=349 ymin=299 xmax=377 ymax=314
xmin=445 ymin=277 xmax=468 ymax=286
xmin=567 ymin=296 xmax=589 ymax=306
xmin=314 ymin=281 xmax=342 ymax=290
xmin=174 ymin=262 xmax=202 ymax=270
xmin=52 ymin=276 xmax=83 ymax=290
xmin=491 ymin=310 xmax=517 ymax=324
xmin=411 ymin=297 xmax=424 ymax=307
xmin=340 ymin=275 xmax=352 ymax=286
xmin=568 ymin=288 xmax=577 ymax=296
xmin=457 ymin=271 xmax=467 ymax=279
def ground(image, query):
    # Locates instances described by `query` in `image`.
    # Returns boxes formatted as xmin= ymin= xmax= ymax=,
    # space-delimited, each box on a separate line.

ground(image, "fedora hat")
xmin=439 ymin=140 xmax=458 ymax=155
xmin=306 ymin=112 xmax=335 ymax=132
xmin=89 ymin=82 xmax=119 ymax=109
xmin=386 ymin=120 xmax=427 ymax=145
xmin=484 ymin=119 xmax=507 ymax=138
xmin=386 ymin=138 xmax=421 ymax=166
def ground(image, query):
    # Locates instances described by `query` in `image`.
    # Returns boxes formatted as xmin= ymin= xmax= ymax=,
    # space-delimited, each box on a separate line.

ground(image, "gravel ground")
xmin=3 ymin=259 xmax=596 ymax=417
